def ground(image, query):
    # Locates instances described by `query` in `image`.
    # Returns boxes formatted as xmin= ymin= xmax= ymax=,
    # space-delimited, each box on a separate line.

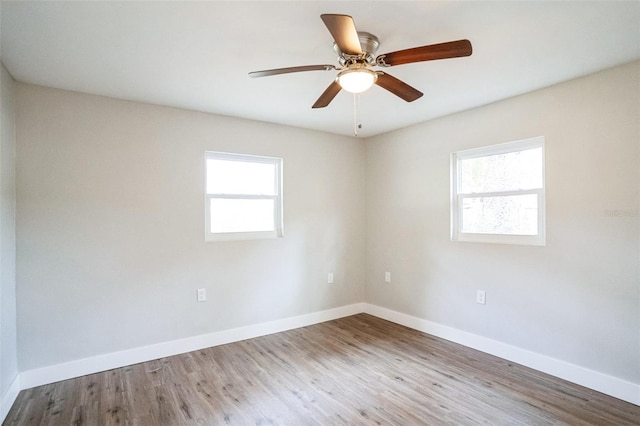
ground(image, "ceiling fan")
xmin=249 ymin=14 xmax=472 ymax=109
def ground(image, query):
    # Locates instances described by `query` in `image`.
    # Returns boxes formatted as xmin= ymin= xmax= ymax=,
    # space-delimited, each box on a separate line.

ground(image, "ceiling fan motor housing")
xmin=334 ymin=32 xmax=380 ymax=66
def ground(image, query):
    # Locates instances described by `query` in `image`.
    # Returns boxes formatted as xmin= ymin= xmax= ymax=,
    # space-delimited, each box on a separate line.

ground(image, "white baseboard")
xmin=364 ymin=303 xmax=640 ymax=406
xmin=10 ymin=300 xmax=639 ymax=421
xmin=1 ymin=375 xmax=20 ymax=422
xmin=19 ymin=303 xmax=364 ymax=390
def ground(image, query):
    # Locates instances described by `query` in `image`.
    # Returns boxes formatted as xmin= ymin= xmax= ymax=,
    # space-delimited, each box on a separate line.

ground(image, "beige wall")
xmin=16 ymin=85 xmax=365 ymax=370
xmin=1 ymin=62 xmax=18 ymax=398
xmin=365 ymin=61 xmax=640 ymax=383
xmin=13 ymin=61 xmax=640 ymax=391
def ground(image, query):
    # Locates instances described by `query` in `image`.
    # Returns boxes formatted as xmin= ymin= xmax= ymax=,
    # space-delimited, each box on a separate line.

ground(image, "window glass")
xmin=209 ymin=199 xmax=275 ymax=233
xmin=206 ymin=159 xmax=276 ymax=195
xmin=459 ymin=147 xmax=542 ymax=193
xmin=461 ymin=194 xmax=538 ymax=235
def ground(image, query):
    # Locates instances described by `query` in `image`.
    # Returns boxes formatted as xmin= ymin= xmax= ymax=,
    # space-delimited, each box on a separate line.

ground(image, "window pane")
xmin=462 ymin=194 xmax=538 ymax=235
xmin=210 ymin=198 xmax=275 ymax=233
xmin=207 ymin=159 xmax=276 ymax=195
xmin=459 ymin=147 xmax=542 ymax=193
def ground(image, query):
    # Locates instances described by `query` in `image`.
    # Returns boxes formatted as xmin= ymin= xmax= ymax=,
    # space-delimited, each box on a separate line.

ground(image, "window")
xmin=205 ymin=152 xmax=283 ymax=241
xmin=451 ymin=137 xmax=545 ymax=246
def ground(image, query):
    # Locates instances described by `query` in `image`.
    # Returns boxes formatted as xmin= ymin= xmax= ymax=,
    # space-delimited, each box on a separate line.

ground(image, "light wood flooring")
xmin=5 ymin=314 xmax=640 ymax=425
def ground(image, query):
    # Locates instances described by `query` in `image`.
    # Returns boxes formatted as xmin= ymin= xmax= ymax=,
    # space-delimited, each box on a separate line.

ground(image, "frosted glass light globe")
xmin=337 ymin=69 xmax=377 ymax=93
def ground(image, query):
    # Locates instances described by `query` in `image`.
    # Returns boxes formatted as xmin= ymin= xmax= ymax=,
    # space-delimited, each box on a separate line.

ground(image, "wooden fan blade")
xmin=320 ymin=14 xmax=362 ymax=55
xmin=249 ymin=65 xmax=336 ymax=78
xmin=312 ymin=81 xmax=342 ymax=108
xmin=377 ymin=39 xmax=472 ymax=67
xmin=375 ymin=72 xmax=423 ymax=102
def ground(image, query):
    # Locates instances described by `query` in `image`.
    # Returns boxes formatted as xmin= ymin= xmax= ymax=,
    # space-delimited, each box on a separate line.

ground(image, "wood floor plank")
xmin=4 ymin=314 xmax=640 ymax=425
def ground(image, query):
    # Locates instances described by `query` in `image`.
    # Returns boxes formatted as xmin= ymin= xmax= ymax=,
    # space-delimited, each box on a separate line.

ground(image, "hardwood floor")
xmin=5 ymin=314 xmax=640 ymax=425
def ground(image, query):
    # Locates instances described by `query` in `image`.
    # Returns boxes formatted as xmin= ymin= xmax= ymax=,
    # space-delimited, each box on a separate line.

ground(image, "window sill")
xmin=205 ymin=230 xmax=283 ymax=242
xmin=452 ymin=233 xmax=545 ymax=246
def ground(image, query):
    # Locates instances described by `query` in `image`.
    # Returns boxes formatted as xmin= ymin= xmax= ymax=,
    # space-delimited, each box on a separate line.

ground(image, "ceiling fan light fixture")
xmin=337 ymin=68 xmax=378 ymax=93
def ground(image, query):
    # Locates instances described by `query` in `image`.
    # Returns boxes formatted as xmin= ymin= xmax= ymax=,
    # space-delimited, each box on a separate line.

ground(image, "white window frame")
xmin=450 ymin=136 xmax=545 ymax=246
xmin=205 ymin=151 xmax=283 ymax=242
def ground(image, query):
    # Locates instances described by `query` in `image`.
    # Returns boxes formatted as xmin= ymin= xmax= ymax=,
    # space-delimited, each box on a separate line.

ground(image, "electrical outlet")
xmin=197 ymin=288 xmax=207 ymax=302
xmin=328 ymin=273 xmax=334 ymax=284
xmin=476 ymin=290 xmax=486 ymax=305
xmin=385 ymin=272 xmax=391 ymax=283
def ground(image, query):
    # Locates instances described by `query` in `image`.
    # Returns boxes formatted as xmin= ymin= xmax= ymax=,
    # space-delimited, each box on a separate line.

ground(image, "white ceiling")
xmin=2 ymin=1 xmax=639 ymax=138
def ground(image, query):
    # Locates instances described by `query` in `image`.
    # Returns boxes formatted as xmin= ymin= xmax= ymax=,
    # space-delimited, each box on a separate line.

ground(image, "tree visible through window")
xmin=205 ymin=152 xmax=283 ymax=241
xmin=451 ymin=137 xmax=545 ymax=245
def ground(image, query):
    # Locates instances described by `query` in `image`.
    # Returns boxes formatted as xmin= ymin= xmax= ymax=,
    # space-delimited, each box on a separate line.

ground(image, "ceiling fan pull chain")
xmin=353 ymin=93 xmax=358 ymax=137
xmin=353 ymin=93 xmax=363 ymax=137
